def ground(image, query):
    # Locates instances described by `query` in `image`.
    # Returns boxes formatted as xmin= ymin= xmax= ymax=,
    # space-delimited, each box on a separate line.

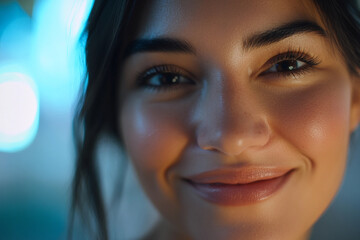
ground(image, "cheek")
xmin=121 ymin=101 xmax=188 ymax=170
xmin=268 ymin=76 xmax=351 ymax=199
xmin=256 ymin=76 xmax=353 ymax=236
xmin=272 ymin=80 xmax=351 ymax=162
xmin=120 ymin=98 xmax=190 ymax=209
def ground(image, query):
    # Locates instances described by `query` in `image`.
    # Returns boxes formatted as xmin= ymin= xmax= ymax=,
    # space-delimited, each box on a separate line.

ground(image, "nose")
xmin=194 ymin=80 xmax=271 ymax=157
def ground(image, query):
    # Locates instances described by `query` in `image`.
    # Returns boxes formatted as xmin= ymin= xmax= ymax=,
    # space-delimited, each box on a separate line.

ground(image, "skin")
xmin=118 ymin=0 xmax=360 ymax=239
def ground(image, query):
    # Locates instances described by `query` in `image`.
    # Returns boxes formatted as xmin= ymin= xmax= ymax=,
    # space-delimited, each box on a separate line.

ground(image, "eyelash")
xmin=262 ymin=49 xmax=320 ymax=78
xmin=136 ymin=49 xmax=320 ymax=91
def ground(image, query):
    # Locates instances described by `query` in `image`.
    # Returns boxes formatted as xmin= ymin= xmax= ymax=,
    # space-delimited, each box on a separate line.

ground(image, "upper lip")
xmin=184 ymin=167 xmax=293 ymax=185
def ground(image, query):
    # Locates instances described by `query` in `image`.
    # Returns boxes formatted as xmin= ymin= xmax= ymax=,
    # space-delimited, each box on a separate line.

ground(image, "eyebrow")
xmin=123 ymin=38 xmax=196 ymax=59
xmin=243 ymin=20 xmax=327 ymax=50
xmin=123 ymin=20 xmax=326 ymax=59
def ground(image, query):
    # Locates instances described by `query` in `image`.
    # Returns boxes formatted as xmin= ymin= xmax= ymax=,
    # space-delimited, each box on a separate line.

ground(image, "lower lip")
xmin=186 ymin=171 xmax=293 ymax=206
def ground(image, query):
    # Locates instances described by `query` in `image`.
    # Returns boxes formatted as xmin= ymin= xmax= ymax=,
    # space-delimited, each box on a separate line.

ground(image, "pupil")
xmin=277 ymin=60 xmax=298 ymax=71
xmin=162 ymin=73 xmax=179 ymax=84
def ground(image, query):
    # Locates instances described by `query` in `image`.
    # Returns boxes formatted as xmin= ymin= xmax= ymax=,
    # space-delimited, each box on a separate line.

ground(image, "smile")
xmin=184 ymin=167 xmax=294 ymax=206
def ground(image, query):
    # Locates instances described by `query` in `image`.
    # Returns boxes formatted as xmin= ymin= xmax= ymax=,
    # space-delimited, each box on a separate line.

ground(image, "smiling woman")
xmin=69 ymin=0 xmax=360 ymax=240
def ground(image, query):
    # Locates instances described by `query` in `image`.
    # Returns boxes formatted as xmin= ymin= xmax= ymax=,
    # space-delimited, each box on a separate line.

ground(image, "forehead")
xmin=134 ymin=0 xmax=319 ymax=41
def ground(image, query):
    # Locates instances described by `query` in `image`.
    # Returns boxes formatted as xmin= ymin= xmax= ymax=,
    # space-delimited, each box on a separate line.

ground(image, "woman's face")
xmin=119 ymin=0 xmax=360 ymax=239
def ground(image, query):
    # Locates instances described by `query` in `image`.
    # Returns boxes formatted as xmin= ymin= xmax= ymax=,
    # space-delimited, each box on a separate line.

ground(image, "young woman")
xmin=70 ymin=0 xmax=360 ymax=239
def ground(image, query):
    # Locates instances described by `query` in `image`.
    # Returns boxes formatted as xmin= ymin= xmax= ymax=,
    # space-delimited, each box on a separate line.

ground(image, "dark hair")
xmin=69 ymin=0 xmax=360 ymax=239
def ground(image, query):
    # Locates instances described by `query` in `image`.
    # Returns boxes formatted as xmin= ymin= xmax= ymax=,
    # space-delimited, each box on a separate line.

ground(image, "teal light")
xmin=0 ymin=0 xmax=94 ymax=152
xmin=0 ymin=70 xmax=39 ymax=152
xmin=31 ymin=0 xmax=94 ymax=111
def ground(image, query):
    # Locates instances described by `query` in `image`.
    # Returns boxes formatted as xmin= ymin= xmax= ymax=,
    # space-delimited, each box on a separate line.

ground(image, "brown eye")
xmin=261 ymin=50 xmax=320 ymax=79
xmin=137 ymin=65 xmax=195 ymax=91
xmin=267 ymin=60 xmax=306 ymax=73
xmin=146 ymin=73 xmax=188 ymax=86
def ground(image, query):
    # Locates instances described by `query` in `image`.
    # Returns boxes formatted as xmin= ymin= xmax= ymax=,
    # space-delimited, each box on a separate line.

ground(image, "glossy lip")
xmin=184 ymin=167 xmax=294 ymax=206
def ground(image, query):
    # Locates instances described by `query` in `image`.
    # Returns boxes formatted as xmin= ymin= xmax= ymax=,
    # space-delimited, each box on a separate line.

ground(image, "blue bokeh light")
xmin=0 ymin=0 xmax=94 ymax=152
xmin=0 ymin=66 xmax=39 ymax=152
xmin=31 ymin=0 xmax=94 ymax=112
xmin=0 ymin=1 xmax=94 ymax=239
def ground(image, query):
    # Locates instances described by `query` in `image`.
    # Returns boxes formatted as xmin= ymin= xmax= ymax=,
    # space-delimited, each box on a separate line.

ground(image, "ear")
xmin=350 ymin=73 xmax=360 ymax=132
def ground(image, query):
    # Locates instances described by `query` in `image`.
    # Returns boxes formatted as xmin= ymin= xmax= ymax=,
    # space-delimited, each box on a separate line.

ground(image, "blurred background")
xmin=0 ymin=0 xmax=359 ymax=239
xmin=0 ymin=0 xmax=93 ymax=239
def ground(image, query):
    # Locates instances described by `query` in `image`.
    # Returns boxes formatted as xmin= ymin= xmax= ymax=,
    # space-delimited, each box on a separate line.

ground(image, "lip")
xmin=184 ymin=167 xmax=294 ymax=206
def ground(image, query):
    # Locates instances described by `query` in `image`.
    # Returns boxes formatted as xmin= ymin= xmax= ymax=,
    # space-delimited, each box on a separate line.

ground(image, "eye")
xmin=137 ymin=65 xmax=195 ymax=90
xmin=266 ymin=60 xmax=306 ymax=73
xmin=261 ymin=50 xmax=320 ymax=78
xmin=146 ymin=73 xmax=191 ymax=87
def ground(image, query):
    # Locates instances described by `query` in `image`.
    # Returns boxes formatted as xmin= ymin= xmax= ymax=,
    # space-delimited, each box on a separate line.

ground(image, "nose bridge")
xmin=196 ymin=76 xmax=271 ymax=156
